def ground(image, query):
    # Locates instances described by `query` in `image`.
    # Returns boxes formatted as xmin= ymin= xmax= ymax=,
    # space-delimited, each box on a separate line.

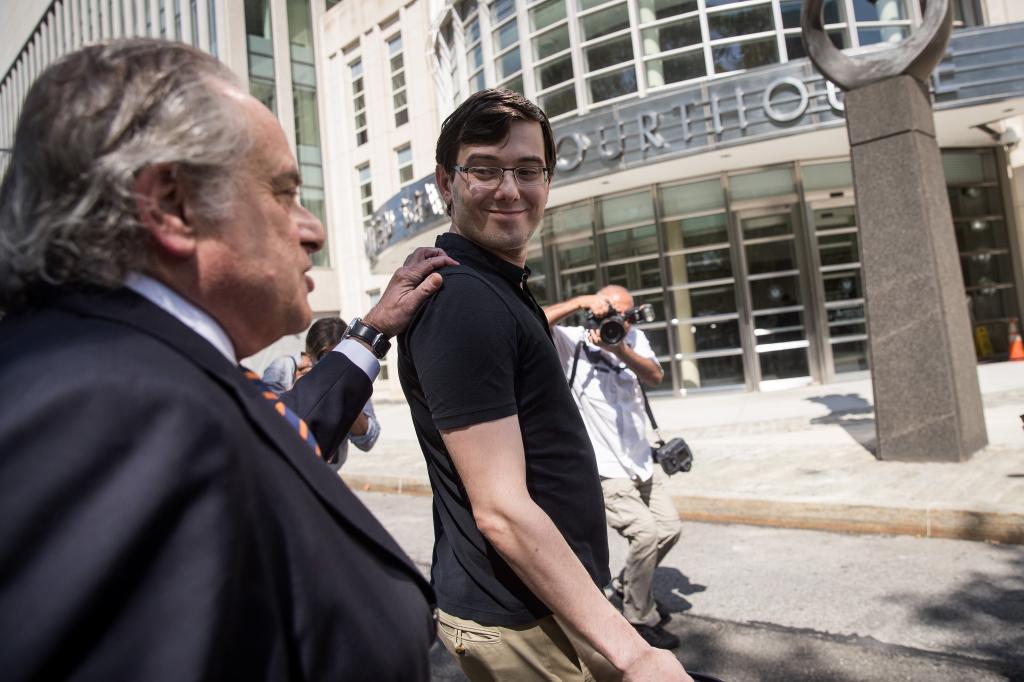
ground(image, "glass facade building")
xmin=5 ymin=0 xmax=1020 ymax=390
xmin=347 ymin=0 xmax=1021 ymax=396
xmin=527 ymin=150 xmax=1017 ymax=393
xmin=433 ymin=0 xmax=983 ymax=124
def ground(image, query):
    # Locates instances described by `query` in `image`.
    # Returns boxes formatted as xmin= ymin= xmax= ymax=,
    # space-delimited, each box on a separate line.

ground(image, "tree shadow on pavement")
xmin=891 ymin=543 xmax=1024 ymax=678
xmin=666 ymin=613 xmax=1014 ymax=682
xmin=806 ymin=394 xmax=878 ymax=458
xmin=670 ymin=618 xmax=864 ymax=682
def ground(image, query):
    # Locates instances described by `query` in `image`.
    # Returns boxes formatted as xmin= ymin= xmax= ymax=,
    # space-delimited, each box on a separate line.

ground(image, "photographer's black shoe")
xmin=605 ymin=574 xmax=671 ymax=626
xmin=633 ymin=623 xmax=680 ymax=650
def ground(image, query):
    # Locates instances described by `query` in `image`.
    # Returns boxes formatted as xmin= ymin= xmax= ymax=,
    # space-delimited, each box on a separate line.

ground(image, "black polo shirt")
xmin=397 ymin=232 xmax=610 ymax=626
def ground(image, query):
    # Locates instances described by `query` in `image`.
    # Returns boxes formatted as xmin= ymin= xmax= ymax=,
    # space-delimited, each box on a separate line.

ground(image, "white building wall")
xmin=320 ymin=0 xmax=445 ymax=396
xmin=981 ymin=0 xmax=1024 ymax=25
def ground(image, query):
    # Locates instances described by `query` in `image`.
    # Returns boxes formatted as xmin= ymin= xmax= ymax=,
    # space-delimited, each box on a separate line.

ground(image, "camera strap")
xmin=569 ymin=338 xmax=665 ymax=446
xmin=638 ymin=384 xmax=666 ymax=447
xmin=568 ymin=339 xmax=625 ymax=387
xmin=569 ymin=340 xmax=584 ymax=387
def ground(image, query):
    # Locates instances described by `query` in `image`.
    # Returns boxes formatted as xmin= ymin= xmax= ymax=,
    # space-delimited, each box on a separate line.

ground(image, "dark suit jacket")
xmin=0 ymin=288 xmax=435 ymax=681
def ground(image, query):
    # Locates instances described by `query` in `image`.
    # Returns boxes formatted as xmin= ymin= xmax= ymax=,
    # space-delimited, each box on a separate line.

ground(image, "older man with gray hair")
xmin=0 ymin=39 xmax=453 ymax=680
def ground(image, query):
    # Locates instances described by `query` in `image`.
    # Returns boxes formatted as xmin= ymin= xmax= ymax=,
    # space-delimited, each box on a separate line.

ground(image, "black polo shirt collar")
xmin=435 ymin=232 xmax=532 ymax=287
xmin=435 ymin=231 xmax=550 ymax=339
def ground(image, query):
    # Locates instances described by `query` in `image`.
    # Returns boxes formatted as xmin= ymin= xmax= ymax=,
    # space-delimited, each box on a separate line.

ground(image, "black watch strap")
xmin=343 ymin=318 xmax=391 ymax=359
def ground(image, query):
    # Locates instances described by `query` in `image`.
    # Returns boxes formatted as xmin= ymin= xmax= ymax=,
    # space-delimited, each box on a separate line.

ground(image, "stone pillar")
xmin=845 ymin=75 xmax=988 ymax=461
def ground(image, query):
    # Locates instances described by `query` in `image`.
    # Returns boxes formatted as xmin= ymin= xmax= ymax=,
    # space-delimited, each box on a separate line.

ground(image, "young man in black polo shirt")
xmin=398 ymin=89 xmax=691 ymax=682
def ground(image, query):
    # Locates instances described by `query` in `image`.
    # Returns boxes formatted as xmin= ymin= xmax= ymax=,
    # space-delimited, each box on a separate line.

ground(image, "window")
xmin=531 ymin=0 xmax=577 ymax=118
xmin=851 ymin=0 xmax=912 ymax=45
xmin=705 ymin=1 xmax=780 ymax=75
xmin=350 ymin=59 xmax=367 ymax=145
xmin=579 ymin=2 xmax=638 ymax=103
xmin=492 ymin=0 xmax=522 ymax=91
xmin=388 ymin=33 xmax=409 ymax=127
xmin=944 ymin=149 xmax=1019 ymax=361
xmin=639 ymin=0 xmax=706 ymax=88
xmin=244 ymin=0 xmax=275 ymax=113
xmin=357 ymin=163 xmax=373 ymax=225
xmin=438 ymin=19 xmax=462 ymax=108
xmin=464 ymin=11 xmax=485 ymax=94
xmin=396 ymin=144 xmax=414 ymax=185
xmin=287 ymin=0 xmax=328 ymax=266
xmin=949 ymin=0 xmax=983 ymax=28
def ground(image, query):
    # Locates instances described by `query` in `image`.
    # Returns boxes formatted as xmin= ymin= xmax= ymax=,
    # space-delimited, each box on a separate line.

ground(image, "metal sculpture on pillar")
xmin=801 ymin=0 xmax=988 ymax=462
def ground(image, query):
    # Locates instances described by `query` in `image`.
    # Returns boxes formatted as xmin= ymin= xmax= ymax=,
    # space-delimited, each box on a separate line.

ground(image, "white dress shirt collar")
xmin=124 ymin=272 xmax=237 ymax=362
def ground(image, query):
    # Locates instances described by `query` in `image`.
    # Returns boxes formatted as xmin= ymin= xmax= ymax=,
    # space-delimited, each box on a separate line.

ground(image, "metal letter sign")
xmin=551 ymin=69 xmax=844 ymax=179
xmin=763 ymin=77 xmax=810 ymax=123
xmin=556 ymin=133 xmax=589 ymax=172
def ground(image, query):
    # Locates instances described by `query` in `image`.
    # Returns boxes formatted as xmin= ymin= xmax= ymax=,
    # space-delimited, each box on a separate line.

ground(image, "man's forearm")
xmin=441 ymin=416 xmax=690 ymax=680
xmin=613 ymin=343 xmax=663 ymax=386
xmin=543 ymin=296 xmax=587 ymax=327
xmin=476 ymin=499 xmax=649 ymax=672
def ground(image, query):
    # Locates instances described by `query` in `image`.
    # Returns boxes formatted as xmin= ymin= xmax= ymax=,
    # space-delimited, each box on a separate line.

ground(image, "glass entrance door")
xmin=737 ymin=205 xmax=814 ymax=390
xmin=806 ymin=197 xmax=869 ymax=379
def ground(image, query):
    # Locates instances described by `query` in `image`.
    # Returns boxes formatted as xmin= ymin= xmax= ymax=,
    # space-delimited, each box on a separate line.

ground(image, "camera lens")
xmin=599 ymin=319 xmax=626 ymax=344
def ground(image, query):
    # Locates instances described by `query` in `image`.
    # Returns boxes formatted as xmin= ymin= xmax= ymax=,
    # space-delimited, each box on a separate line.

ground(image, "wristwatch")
xmin=343 ymin=318 xmax=392 ymax=359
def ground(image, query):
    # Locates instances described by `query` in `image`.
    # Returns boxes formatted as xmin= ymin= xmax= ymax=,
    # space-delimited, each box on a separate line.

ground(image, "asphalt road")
xmin=355 ymin=490 xmax=1024 ymax=682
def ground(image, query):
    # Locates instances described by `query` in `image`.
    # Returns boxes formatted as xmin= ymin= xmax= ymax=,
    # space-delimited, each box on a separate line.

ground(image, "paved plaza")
xmin=343 ymin=361 xmax=1024 ymax=544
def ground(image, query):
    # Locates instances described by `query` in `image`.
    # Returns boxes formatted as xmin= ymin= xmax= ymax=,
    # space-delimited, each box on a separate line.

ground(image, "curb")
xmin=341 ymin=473 xmax=1024 ymax=545
xmin=673 ymin=496 xmax=1024 ymax=544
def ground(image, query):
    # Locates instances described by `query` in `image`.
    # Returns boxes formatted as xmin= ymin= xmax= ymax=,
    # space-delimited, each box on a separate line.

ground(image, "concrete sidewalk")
xmin=341 ymin=362 xmax=1024 ymax=544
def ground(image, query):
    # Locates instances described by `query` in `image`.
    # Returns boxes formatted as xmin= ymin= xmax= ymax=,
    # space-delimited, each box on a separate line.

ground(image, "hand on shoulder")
xmin=362 ymin=247 xmax=458 ymax=337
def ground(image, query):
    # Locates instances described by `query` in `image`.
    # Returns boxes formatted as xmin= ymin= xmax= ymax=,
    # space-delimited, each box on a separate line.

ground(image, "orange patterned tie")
xmin=242 ymin=368 xmax=322 ymax=458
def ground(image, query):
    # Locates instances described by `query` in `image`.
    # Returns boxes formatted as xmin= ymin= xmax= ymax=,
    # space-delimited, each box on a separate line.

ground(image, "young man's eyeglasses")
xmin=453 ymin=165 xmax=551 ymax=189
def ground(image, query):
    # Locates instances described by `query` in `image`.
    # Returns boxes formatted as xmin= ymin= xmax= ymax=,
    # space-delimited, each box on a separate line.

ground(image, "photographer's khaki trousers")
xmin=602 ymin=469 xmax=682 ymax=627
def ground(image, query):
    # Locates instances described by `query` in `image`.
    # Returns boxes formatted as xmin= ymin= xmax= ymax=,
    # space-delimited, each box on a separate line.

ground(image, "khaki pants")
xmin=601 ymin=469 xmax=682 ymax=627
xmin=436 ymin=609 xmax=619 ymax=681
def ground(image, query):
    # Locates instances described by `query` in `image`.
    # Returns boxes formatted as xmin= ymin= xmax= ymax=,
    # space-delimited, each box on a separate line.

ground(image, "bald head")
xmin=598 ymin=285 xmax=634 ymax=314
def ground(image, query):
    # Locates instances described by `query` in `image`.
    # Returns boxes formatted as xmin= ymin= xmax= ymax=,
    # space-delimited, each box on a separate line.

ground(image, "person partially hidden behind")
xmin=304 ymin=317 xmax=381 ymax=469
xmin=398 ymin=88 xmax=693 ymax=681
xmin=261 ymin=350 xmax=312 ymax=393
xmin=545 ymin=286 xmax=683 ymax=651
xmin=0 ymin=39 xmax=456 ymax=680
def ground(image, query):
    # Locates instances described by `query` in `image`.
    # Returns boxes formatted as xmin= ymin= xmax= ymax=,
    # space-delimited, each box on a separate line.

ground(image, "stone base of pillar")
xmin=846 ymin=75 xmax=988 ymax=462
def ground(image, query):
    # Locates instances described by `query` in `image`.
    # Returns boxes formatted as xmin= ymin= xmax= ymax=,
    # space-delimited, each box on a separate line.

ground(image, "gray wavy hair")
xmin=0 ymin=38 xmax=251 ymax=312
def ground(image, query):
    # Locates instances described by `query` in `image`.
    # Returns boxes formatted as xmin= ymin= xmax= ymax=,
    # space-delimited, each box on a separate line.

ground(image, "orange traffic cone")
xmin=1009 ymin=318 xmax=1024 ymax=361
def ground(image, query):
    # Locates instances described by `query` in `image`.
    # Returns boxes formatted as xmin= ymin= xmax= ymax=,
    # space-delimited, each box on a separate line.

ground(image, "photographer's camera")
xmin=584 ymin=303 xmax=655 ymax=345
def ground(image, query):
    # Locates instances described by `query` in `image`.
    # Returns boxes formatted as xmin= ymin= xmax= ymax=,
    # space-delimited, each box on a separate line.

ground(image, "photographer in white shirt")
xmin=544 ymin=285 xmax=683 ymax=651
